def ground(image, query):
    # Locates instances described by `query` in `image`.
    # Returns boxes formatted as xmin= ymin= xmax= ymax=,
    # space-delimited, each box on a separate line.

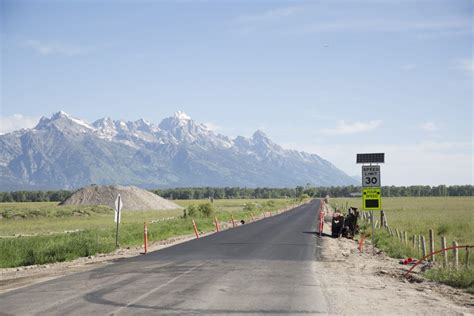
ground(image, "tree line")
xmin=0 ymin=185 xmax=472 ymax=203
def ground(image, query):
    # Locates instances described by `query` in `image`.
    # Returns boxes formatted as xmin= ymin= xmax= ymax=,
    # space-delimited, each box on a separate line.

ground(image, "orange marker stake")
xmin=231 ymin=214 xmax=236 ymax=228
xmin=358 ymin=235 xmax=366 ymax=253
xmin=192 ymin=219 xmax=199 ymax=239
xmin=214 ymin=216 xmax=220 ymax=232
xmin=144 ymin=222 xmax=148 ymax=254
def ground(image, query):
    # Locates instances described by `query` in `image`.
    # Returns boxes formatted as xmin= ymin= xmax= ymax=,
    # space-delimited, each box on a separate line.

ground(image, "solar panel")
xmin=356 ymin=153 xmax=385 ymax=164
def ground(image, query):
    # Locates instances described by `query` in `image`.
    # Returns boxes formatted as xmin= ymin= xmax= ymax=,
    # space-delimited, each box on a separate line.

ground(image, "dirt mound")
xmin=60 ymin=185 xmax=182 ymax=211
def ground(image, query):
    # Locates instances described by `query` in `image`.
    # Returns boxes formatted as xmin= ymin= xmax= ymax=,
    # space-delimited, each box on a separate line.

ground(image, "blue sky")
xmin=1 ymin=0 xmax=472 ymax=185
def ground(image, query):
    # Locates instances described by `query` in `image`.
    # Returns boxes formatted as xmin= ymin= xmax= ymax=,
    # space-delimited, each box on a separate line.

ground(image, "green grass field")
xmin=330 ymin=197 xmax=474 ymax=292
xmin=0 ymin=198 xmax=300 ymax=268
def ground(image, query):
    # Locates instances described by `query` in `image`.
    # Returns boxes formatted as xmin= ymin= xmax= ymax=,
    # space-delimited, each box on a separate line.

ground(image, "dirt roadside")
xmin=317 ymin=203 xmax=474 ymax=315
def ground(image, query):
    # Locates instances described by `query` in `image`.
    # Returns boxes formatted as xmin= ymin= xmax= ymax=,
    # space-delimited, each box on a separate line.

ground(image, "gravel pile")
xmin=60 ymin=185 xmax=182 ymax=211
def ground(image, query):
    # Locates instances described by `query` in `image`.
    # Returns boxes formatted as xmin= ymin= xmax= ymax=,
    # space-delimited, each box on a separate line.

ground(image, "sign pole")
xmin=115 ymin=206 xmax=120 ymax=248
xmin=357 ymin=153 xmax=385 ymax=256
xmin=114 ymin=194 xmax=122 ymax=248
xmin=371 ymin=210 xmax=375 ymax=255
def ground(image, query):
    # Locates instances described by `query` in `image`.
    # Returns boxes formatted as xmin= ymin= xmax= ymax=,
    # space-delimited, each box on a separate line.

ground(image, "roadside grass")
xmin=330 ymin=197 xmax=474 ymax=292
xmin=425 ymin=268 xmax=474 ymax=294
xmin=0 ymin=198 xmax=301 ymax=268
xmin=0 ymin=202 xmax=112 ymax=220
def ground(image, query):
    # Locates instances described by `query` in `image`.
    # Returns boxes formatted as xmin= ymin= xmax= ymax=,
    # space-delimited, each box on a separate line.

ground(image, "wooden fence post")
xmin=380 ymin=210 xmax=385 ymax=228
xmin=396 ymin=229 xmax=400 ymax=240
xmin=421 ymin=236 xmax=427 ymax=258
xmin=404 ymin=231 xmax=408 ymax=245
xmin=453 ymin=241 xmax=459 ymax=268
xmin=418 ymin=235 xmax=421 ymax=256
xmin=429 ymin=229 xmax=435 ymax=262
xmin=441 ymin=237 xmax=447 ymax=268
xmin=465 ymin=247 xmax=470 ymax=268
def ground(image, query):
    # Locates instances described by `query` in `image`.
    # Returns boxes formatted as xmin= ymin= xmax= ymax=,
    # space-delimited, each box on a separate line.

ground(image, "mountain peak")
xmin=36 ymin=111 xmax=94 ymax=131
xmin=136 ymin=118 xmax=151 ymax=126
xmin=174 ymin=111 xmax=191 ymax=121
xmin=253 ymin=130 xmax=268 ymax=139
xmin=159 ymin=111 xmax=194 ymax=131
xmin=49 ymin=110 xmax=70 ymax=120
xmin=56 ymin=110 xmax=69 ymax=116
xmin=0 ymin=110 xmax=358 ymax=188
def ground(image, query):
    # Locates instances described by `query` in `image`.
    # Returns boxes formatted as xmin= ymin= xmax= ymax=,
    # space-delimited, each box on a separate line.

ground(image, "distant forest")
xmin=0 ymin=185 xmax=472 ymax=203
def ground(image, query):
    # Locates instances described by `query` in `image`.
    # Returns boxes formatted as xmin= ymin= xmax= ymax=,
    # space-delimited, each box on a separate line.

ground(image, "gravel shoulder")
xmin=317 ymin=203 xmax=474 ymax=315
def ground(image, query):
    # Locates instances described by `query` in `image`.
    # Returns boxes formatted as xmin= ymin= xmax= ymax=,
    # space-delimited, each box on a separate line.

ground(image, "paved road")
xmin=0 ymin=200 xmax=328 ymax=315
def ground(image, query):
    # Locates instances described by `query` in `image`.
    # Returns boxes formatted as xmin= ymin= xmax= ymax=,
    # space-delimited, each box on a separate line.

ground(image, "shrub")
xmin=437 ymin=223 xmax=449 ymax=236
xmin=298 ymin=194 xmax=310 ymax=201
xmin=198 ymin=203 xmax=214 ymax=218
xmin=186 ymin=204 xmax=199 ymax=218
xmin=266 ymin=200 xmax=276 ymax=207
xmin=244 ymin=202 xmax=256 ymax=212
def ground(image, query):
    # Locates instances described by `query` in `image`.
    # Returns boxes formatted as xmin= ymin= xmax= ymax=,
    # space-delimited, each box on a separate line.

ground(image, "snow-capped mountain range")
xmin=0 ymin=111 xmax=357 ymax=190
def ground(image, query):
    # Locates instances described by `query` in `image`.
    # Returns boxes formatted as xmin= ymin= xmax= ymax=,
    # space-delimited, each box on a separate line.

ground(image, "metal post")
xmin=115 ymin=211 xmax=120 ymax=248
xmin=144 ymin=222 xmax=148 ymax=254
xmin=115 ymin=197 xmax=121 ymax=248
xmin=371 ymin=210 xmax=375 ymax=255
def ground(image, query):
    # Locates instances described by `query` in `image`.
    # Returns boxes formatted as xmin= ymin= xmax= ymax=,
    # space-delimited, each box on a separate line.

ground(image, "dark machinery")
xmin=331 ymin=207 xmax=359 ymax=238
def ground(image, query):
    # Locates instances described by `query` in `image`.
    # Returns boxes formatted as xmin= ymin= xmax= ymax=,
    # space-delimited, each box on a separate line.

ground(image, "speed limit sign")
xmin=362 ymin=165 xmax=381 ymax=187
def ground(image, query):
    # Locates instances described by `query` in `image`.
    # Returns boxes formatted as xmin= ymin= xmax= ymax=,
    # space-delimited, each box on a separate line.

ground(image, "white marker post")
xmin=114 ymin=194 xmax=123 ymax=248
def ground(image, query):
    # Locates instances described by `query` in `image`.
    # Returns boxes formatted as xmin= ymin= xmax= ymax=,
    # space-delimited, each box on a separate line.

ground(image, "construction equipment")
xmin=331 ymin=207 xmax=359 ymax=238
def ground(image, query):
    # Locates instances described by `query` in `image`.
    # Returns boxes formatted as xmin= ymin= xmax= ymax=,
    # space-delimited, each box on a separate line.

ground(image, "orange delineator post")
xmin=192 ymin=219 xmax=199 ymax=239
xmin=231 ymin=214 xmax=236 ymax=228
xmin=144 ymin=222 xmax=148 ymax=254
xmin=358 ymin=235 xmax=366 ymax=252
xmin=214 ymin=216 xmax=220 ymax=232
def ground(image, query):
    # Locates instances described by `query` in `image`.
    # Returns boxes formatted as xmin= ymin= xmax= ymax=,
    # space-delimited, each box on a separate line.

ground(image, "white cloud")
xmin=321 ymin=120 xmax=382 ymax=135
xmin=203 ymin=122 xmax=221 ymax=132
xmin=303 ymin=18 xmax=472 ymax=34
xmin=236 ymin=6 xmax=302 ymax=23
xmin=283 ymin=141 xmax=473 ymax=186
xmin=454 ymin=58 xmax=474 ymax=73
xmin=0 ymin=114 xmax=39 ymax=134
xmin=23 ymin=40 xmax=90 ymax=56
xmin=420 ymin=121 xmax=439 ymax=132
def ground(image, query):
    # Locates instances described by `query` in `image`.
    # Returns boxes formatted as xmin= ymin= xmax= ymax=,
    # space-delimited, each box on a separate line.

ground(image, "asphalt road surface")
xmin=0 ymin=200 xmax=328 ymax=315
